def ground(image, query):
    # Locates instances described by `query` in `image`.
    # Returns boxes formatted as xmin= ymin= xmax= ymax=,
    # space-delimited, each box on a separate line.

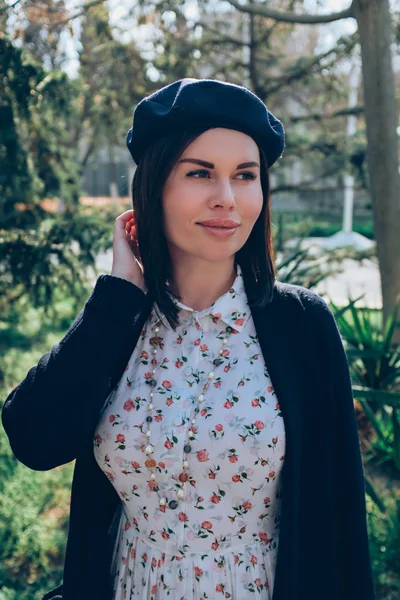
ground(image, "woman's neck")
xmin=168 ymin=261 xmax=237 ymax=312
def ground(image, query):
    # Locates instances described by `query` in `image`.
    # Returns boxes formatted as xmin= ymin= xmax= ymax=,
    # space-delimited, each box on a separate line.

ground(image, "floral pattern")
xmin=93 ymin=264 xmax=286 ymax=599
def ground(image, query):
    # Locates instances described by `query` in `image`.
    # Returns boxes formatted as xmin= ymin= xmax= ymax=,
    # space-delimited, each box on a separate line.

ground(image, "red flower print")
xmin=142 ymin=351 xmax=149 ymax=359
xmin=143 ymin=552 xmax=148 ymax=562
xmin=196 ymin=449 xmax=209 ymax=462
xmin=116 ymin=433 xmax=125 ymax=443
xmin=123 ymin=399 xmax=134 ymax=411
xmin=251 ymin=399 xmax=260 ymax=407
xmin=250 ymin=555 xmax=258 ymax=565
xmin=200 ymin=408 xmax=207 ymax=417
xmin=254 ymin=354 xmax=259 ymax=359
xmin=210 ymin=494 xmax=220 ymax=504
xmin=105 ymin=454 xmax=110 ymax=462
xmin=259 ymin=531 xmax=270 ymax=544
xmin=264 ymin=497 xmax=271 ymax=504
xmin=164 ymin=439 xmax=173 ymax=450
xmin=255 ymin=578 xmax=261 ymax=587
xmin=179 ymin=512 xmax=188 ymax=522
xmin=254 ymin=420 xmax=264 ymax=430
xmin=161 ymin=530 xmax=169 ymax=540
xmin=208 ymin=471 xmax=216 ymax=479
xmin=238 ymin=381 xmax=244 ymax=387
xmin=272 ymin=437 xmax=277 ymax=444
xmin=194 ymin=338 xmax=201 ymax=346
xmin=268 ymin=386 xmax=273 ymax=393
xmin=216 ymin=583 xmax=223 ymax=592
xmin=275 ymin=402 xmax=280 ymax=410
xmin=224 ymin=365 xmax=230 ymax=373
xmin=124 ymin=521 xmax=131 ymax=531
xmin=175 ymin=359 xmax=183 ymax=368
xmin=144 ymin=372 xmax=153 ymax=379
xmin=201 ymin=521 xmax=213 ymax=530
xmin=234 ymin=554 xmax=239 ymax=564
xmin=95 ymin=434 xmax=102 ymax=444
xmin=162 ymin=380 xmax=172 ymax=389
xmin=109 ymin=415 xmax=115 ymax=423
xmin=224 ymin=400 xmax=233 ymax=409
xmin=229 ymin=455 xmax=238 ymax=463
xmin=198 ymin=496 xmax=204 ymax=502
xmin=232 ymin=474 xmax=240 ymax=482
xmin=131 ymin=461 xmax=140 ymax=469
xmin=234 ymin=317 xmax=245 ymax=326
xmin=214 ymin=313 xmax=222 ymax=319
xmin=200 ymin=344 xmax=208 ymax=352
xmin=158 ymin=461 xmax=165 ymax=469
xmin=166 ymin=398 xmax=173 ymax=406
xmin=154 ymin=414 xmax=162 ymax=422
xmin=212 ymin=541 xmax=219 ymax=551
xmin=214 ymin=381 xmax=222 ymax=388
xmin=151 ymin=557 xmax=157 ymax=567
xmin=269 ymin=470 xmax=276 ymax=478
xmin=194 ymin=566 xmax=203 ymax=578
xmin=151 ymin=584 xmax=157 ymax=594
xmin=242 ymin=501 xmax=252 ymax=510
xmin=215 ymin=424 xmax=223 ymax=431
xmin=221 ymin=349 xmax=230 ymax=357
xmin=131 ymin=548 xmax=136 ymax=559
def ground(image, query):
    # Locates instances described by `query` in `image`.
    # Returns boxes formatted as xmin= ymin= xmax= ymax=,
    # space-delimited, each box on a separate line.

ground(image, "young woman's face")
xmin=162 ymin=128 xmax=264 ymax=265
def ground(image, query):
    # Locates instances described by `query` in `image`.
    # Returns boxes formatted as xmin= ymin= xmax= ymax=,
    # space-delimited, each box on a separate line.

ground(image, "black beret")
xmin=126 ymin=78 xmax=285 ymax=168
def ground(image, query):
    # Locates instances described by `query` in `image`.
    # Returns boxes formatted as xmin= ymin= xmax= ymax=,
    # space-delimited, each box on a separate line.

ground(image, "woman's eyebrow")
xmin=177 ymin=158 xmax=259 ymax=169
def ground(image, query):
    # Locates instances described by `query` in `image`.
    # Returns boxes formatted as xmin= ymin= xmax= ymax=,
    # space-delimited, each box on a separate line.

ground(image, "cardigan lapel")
xmin=251 ymin=282 xmax=308 ymax=599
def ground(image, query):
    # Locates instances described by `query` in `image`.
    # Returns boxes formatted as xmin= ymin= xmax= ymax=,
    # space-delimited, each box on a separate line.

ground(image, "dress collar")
xmin=157 ymin=263 xmax=250 ymax=334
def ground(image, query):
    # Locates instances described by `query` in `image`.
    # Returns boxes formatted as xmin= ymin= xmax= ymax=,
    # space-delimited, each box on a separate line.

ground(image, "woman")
xmin=2 ymin=78 xmax=375 ymax=600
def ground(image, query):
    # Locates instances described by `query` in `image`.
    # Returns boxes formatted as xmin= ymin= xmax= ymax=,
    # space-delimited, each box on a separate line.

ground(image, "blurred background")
xmin=0 ymin=0 xmax=400 ymax=598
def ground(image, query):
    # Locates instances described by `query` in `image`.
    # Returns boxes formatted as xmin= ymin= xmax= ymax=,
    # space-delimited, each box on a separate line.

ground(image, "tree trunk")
xmin=353 ymin=0 xmax=400 ymax=340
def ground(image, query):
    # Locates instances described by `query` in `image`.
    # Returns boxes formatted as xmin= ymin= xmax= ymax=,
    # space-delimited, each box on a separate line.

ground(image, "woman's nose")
xmin=211 ymin=179 xmax=236 ymax=207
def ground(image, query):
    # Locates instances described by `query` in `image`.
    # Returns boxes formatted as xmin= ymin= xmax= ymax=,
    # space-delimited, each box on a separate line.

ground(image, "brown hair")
xmin=131 ymin=124 xmax=276 ymax=331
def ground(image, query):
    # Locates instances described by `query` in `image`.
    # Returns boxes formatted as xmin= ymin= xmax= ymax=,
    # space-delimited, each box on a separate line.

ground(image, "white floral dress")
xmin=93 ymin=263 xmax=286 ymax=599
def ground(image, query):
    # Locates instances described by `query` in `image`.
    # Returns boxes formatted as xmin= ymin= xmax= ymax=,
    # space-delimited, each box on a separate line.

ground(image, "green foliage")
xmin=0 ymin=301 xmax=77 ymax=598
xmin=0 ymin=34 xmax=80 ymax=228
xmin=367 ymin=493 xmax=400 ymax=599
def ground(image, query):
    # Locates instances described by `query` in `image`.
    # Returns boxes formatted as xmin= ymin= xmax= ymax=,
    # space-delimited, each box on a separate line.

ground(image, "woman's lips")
xmin=197 ymin=224 xmax=238 ymax=238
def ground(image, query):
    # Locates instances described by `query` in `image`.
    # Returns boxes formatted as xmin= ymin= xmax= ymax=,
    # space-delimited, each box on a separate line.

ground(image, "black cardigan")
xmin=2 ymin=274 xmax=376 ymax=600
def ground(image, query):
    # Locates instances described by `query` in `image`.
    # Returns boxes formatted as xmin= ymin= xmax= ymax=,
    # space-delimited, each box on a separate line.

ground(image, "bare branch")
xmin=290 ymin=105 xmax=364 ymax=123
xmin=53 ymin=0 xmax=106 ymax=25
xmin=225 ymin=0 xmax=355 ymax=24
xmin=0 ymin=0 xmax=24 ymax=14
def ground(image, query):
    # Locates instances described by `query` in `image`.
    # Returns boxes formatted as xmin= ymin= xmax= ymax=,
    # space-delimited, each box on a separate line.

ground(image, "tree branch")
xmin=53 ymin=0 xmax=106 ymax=25
xmin=0 ymin=0 xmax=24 ymax=14
xmin=225 ymin=0 xmax=355 ymax=24
xmin=290 ymin=105 xmax=364 ymax=123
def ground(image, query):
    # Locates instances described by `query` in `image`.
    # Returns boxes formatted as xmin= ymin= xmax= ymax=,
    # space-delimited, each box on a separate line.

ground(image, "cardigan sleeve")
xmin=305 ymin=292 xmax=376 ymax=598
xmin=1 ymin=275 xmax=149 ymax=471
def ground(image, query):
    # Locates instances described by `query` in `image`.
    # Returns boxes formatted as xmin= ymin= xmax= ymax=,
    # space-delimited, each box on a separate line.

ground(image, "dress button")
xmin=183 ymin=444 xmax=192 ymax=454
xmin=168 ymin=499 xmax=178 ymax=510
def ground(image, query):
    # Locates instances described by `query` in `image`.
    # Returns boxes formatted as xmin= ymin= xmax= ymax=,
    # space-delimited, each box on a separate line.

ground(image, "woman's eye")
xmin=187 ymin=170 xmax=256 ymax=180
xmin=187 ymin=170 xmax=210 ymax=178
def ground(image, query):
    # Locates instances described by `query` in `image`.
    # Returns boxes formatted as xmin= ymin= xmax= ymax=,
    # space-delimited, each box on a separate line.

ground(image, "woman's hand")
xmin=111 ymin=209 xmax=146 ymax=293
